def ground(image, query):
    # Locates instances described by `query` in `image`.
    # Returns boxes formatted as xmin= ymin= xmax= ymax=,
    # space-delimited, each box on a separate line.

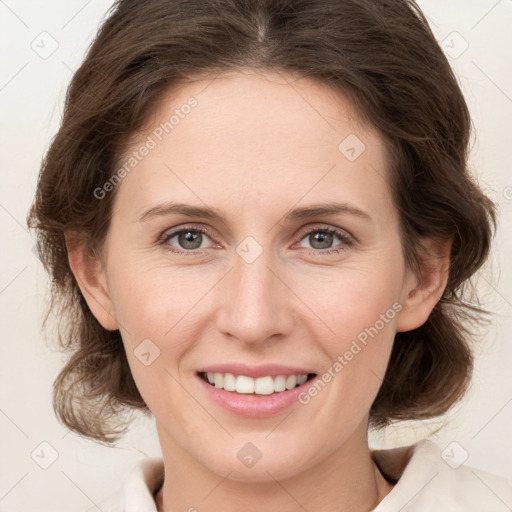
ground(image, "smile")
xmin=195 ymin=370 xmax=318 ymax=418
xmin=198 ymin=371 xmax=317 ymax=395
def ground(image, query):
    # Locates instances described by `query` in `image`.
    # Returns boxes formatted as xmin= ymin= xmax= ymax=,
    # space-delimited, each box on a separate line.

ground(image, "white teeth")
xmin=236 ymin=375 xmax=255 ymax=394
xmin=223 ymin=373 xmax=236 ymax=391
xmin=204 ymin=372 xmax=310 ymax=395
xmin=254 ymin=376 xmax=274 ymax=395
xmin=213 ymin=372 xmax=224 ymax=389
xmin=285 ymin=375 xmax=297 ymax=390
xmin=274 ymin=375 xmax=286 ymax=392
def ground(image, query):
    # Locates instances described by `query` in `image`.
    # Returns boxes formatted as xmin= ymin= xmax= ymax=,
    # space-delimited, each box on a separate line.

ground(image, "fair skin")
xmin=67 ymin=69 xmax=450 ymax=512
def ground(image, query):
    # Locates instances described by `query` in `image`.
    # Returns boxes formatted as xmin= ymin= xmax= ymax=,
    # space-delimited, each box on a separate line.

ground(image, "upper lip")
xmin=197 ymin=363 xmax=316 ymax=379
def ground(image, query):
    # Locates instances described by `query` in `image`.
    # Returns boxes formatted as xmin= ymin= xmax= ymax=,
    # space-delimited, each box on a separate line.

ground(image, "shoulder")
xmin=372 ymin=438 xmax=512 ymax=512
xmin=83 ymin=457 xmax=164 ymax=512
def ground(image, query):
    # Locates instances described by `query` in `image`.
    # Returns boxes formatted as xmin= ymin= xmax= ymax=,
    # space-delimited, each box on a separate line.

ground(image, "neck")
xmin=154 ymin=421 xmax=395 ymax=512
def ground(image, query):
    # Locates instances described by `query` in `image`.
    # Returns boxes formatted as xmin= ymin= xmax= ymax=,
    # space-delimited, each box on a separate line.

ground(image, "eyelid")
xmin=159 ymin=224 xmax=218 ymax=252
xmin=293 ymin=223 xmax=355 ymax=244
xmin=159 ymin=222 xmax=355 ymax=255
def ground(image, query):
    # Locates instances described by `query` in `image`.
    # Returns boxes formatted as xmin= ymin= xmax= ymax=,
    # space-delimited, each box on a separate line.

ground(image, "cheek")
xmin=108 ymin=262 xmax=203 ymax=410
xmin=291 ymin=264 xmax=402 ymax=338
xmin=289 ymin=261 xmax=402 ymax=397
xmin=106 ymin=254 xmax=215 ymax=355
xmin=106 ymin=229 xmax=404 ymax=357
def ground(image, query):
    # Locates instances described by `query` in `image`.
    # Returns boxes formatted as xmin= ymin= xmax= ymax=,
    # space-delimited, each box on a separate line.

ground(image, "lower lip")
xmin=196 ymin=374 xmax=316 ymax=418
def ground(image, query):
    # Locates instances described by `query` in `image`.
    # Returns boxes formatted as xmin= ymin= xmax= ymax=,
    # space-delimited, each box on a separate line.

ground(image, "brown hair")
xmin=27 ymin=0 xmax=496 ymax=444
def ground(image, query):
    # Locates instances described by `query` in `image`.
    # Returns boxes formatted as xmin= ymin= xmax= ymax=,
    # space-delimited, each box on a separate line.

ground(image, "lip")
xmin=196 ymin=363 xmax=315 ymax=379
xmin=195 ymin=371 xmax=318 ymax=418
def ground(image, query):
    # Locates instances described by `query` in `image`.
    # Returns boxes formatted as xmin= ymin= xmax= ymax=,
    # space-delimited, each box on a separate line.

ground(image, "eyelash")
xmin=158 ymin=224 xmax=354 ymax=256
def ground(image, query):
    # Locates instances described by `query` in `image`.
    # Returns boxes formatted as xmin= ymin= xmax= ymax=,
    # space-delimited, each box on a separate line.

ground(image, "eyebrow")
xmin=136 ymin=201 xmax=372 ymax=224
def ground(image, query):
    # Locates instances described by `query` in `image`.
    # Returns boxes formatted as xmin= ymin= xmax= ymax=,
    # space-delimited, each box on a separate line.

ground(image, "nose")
xmin=215 ymin=249 xmax=295 ymax=347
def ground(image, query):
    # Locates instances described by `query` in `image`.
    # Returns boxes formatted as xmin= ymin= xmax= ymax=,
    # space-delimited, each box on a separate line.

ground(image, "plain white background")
xmin=0 ymin=1 xmax=511 ymax=510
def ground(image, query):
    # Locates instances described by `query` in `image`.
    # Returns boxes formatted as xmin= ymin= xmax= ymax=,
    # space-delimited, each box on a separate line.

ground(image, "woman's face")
xmin=95 ymin=69 xmax=419 ymax=481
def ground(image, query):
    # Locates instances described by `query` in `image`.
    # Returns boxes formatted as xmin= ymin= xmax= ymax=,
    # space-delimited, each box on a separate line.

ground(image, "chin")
xmin=196 ymin=439 xmax=315 ymax=484
xmin=217 ymin=460 xmax=305 ymax=483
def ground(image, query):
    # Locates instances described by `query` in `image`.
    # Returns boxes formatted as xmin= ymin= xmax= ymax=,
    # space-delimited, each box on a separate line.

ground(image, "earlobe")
xmin=395 ymin=237 xmax=451 ymax=333
xmin=65 ymin=234 xmax=119 ymax=331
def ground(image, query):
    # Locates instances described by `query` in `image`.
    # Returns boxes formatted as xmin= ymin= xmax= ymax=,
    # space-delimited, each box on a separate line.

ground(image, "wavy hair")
xmin=27 ymin=0 xmax=496 ymax=443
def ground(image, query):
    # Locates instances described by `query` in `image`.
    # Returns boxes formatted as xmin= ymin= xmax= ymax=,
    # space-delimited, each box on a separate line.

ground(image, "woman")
xmin=27 ymin=0 xmax=511 ymax=510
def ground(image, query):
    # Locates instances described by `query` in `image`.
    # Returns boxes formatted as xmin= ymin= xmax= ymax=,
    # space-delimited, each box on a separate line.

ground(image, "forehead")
xmin=114 ymin=69 xmax=394 ymax=224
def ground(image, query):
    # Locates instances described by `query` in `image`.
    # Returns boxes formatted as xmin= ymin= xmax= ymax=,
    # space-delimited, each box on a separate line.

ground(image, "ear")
xmin=65 ymin=233 xmax=119 ymax=331
xmin=395 ymin=237 xmax=451 ymax=332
